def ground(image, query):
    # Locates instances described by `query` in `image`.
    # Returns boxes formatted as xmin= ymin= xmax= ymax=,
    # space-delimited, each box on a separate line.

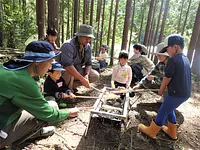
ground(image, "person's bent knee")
xmin=48 ymin=101 xmax=59 ymax=110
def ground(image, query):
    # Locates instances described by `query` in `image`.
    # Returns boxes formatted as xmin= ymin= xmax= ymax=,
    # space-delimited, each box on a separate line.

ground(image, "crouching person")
xmin=44 ymin=61 xmax=76 ymax=108
xmin=138 ymin=34 xmax=191 ymax=140
xmin=0 ymin=41 xmax=79 ymax=149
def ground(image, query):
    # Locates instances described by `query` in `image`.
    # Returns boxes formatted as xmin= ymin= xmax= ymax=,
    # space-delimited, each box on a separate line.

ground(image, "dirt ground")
xmin=17 ymin=68 xmax=200 ymax=150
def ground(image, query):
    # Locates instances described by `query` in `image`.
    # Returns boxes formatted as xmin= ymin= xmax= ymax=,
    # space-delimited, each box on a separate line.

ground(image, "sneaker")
xmin=29 ymin=126 xmax=56 ymax=139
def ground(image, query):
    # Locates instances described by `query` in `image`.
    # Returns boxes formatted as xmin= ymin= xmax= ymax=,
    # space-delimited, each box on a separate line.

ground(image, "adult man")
xmin=0 ymin=41 xmax=78 ymax=149
xmin=59 ymin=24 xmax=99 ymax=90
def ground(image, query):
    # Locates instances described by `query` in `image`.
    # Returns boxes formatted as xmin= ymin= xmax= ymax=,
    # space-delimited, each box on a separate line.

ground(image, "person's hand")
xmin=80 ymin=77 xmax=91 ymax=88
xmin=132 ymin=84 xmax=140 ymax=90
xmin=158 ymin=89 xmax=164 ymax=96
xmin=68 ymin=107 xmax=79 ymax=118
xmin=63 ymin=93 xmax=69 ymax=99
xmin=147 ymin=75 xmax=155 ymax=81
xmin=69 ymin=93 xmax=76 ymax=99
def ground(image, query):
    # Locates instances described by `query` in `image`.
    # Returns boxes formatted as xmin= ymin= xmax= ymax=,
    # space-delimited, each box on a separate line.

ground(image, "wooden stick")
xmin=111 ymin=88 xmax=159 ymax=94
xmin=76 ymin=95 xmax=99 ymax=99
xmin=91 ymin=86 xmax=103 ymax=93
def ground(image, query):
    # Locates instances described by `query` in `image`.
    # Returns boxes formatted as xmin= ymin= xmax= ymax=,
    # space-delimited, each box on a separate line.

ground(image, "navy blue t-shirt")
xmin=165 ymin=53 xmax=191 ymax=98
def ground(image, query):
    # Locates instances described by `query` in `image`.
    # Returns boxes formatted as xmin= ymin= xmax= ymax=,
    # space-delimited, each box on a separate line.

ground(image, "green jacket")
xmin=0 ymin=65 xmax=69 ymax=130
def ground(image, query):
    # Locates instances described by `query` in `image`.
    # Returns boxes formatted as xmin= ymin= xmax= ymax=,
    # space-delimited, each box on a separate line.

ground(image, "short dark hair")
xmin=47 ymin=28 xmax=58 ymax=36
xmin=133 ymin=44 xmax=142 ymax=52
xmin=119 ymin=50 xmax=129 ymax=59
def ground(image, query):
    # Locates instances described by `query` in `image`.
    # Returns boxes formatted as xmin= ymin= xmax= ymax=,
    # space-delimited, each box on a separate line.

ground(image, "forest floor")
xmin=17 ymin=68 xmax=200 ymax=150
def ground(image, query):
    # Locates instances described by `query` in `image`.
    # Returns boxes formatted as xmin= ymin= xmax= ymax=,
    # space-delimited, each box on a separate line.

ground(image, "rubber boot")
xmin=138 ymin=120 xmax=161 ymax=139
xmin=162 ymin=121 xmax=177 ymax=140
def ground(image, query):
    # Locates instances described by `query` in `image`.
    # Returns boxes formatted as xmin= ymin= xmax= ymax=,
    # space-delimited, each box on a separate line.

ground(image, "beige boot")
xmin=138 ymin=120 xmax=161 ymax=139
xmin=162 ymin=121 xmax=177 ymax=140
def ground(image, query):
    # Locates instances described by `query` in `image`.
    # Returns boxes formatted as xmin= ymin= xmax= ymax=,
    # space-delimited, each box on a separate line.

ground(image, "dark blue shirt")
xmin=59 ymin=36 xmax=92 ymax=72
xmin=165 ymin=53 xmax=191 ymax=98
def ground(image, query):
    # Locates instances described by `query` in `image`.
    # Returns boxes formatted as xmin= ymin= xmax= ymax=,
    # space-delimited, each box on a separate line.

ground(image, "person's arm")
xmin=158 ymin=77 xmax=171 ymax=96
xmin=65 ymin=66 xmax=90 ymax=88
xmin=126 ymin=66 xmax=132 ymax=88
xmin=111 ymin=66 xmax=117 ymax=88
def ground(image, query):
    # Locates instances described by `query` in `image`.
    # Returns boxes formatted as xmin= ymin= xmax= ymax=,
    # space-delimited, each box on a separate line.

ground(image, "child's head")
xmin=100 ymin=44 xmax=108 ymax=53
xmin=46 ymin=28 xmax=58 ymax=44
xmin=118 ymin=50 xmax=129 ymax=66
xmin=164 ymin=34 xmax=184 ymax=57
xmin=133 ymin=44 xmax=147 ymax=55
xmin=48 ymin=61 xmax=65 ymax=81
xmin=152 ymin=42 xmax=169 ymax=62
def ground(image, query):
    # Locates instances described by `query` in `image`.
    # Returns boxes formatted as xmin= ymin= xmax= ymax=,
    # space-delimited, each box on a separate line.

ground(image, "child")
xmin=44 ymin=61 xmax=76 ymax=108
xmin=128 ymin=44 xmax=155 ymax=82
xmin=133 ymin=42 xmax=169 ymax=90
xmin=111 ymin=50 xmax=132 ymax=96
xmin=95 ymin=44 xmax=109 ymax=71
xmin=138 ymin=34 xmax=191 ymax=140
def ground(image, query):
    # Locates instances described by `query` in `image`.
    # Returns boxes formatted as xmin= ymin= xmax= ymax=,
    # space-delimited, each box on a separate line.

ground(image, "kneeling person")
xmin=44 ymin=61 xmax=76 ymax=108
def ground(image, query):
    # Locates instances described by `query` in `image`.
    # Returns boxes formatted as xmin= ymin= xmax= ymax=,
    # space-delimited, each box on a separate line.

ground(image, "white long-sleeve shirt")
xmin=111 ymin=64 xmax=132 ymax=88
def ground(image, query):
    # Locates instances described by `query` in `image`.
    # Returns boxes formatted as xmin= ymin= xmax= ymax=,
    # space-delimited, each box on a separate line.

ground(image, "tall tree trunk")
xmin=181 ymin=0 xmax=191 ymax=35
xmin=83 ymin=0 xmax=87 ymax=24
xmin=110 ymin=0 xmax=119 ymax=66
xmin=90 ymin=0 xmax=94 ymax=26
xmin=60 ymin=0 xmax=65 ymax=43
xmin=107 ymin=0 xmax=114 ymax=47
xmin=138 ymin=3 xmax=145 ymax=43
xmin=48 ymin=0 xmax=60 ymax=46
xmin=187 ymin=2 xmax=200 ymax=62
xmin=36 ymin=0 xmax=45 ymax=40
xmin=152 ymin=0 xmax=164 ymax=63
xmin=158 ymin=0 xmax=169 ymax=43
xmin=100 ymin=0 xmax=106 ymax=52
xmin=143 ymin=0 xmax=155 ymax=46
xmin=66 ymin=0 xmax=70 ymax=39
xmin=121 ymin=0 xmax=132 ymax=50
xmin=147 ymin=0 xmax=157 ymax=57
xmin=177 ymin=0 xmax=184 ymax=33
xmin=74 ymin=0 xmax=78 ymax=34
xmin=0 ymin=1 xmax=3 ymax=47
xmin=128 ymin=0 xmax=135 ymax=52
xmin=192 ymin=34 xmax=200 ymax=80
xmin=95 ymin=0 xmax=102 ymax=56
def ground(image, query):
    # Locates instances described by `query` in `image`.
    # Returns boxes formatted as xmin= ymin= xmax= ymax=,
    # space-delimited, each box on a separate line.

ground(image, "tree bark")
xmin=138 ymin=3 xmax=145 ymax=43
xmin=110 ymin=0 xmax=119 ymax=66
xmin=158 ymin=0 xmax=169 ymax=43
xmin=48 ymin=0 xmax=60 ymax=46
xmin=181 ymin=0 xmax=191 ymax=35
xmin=143 ymin=0 xmax=155 ymax=46
xmin=107 ymin=0 xmax=114 ymax=47
xmin=192 ymin=34 xmax=200 ymax=80
xmin=128 ymin=0 xmax=135 ymax=52
xmin=0 ymin=1 xmax=3 ymax=47
xmin=121 ymin=0 xmax=132 ymax=50
xmin=187 ymin=2 xmax=200 ymax=62
xmin=100 ymin=0 xmax=106 ymax=52
xmin=74 ymin=0 xmax=78 ymax=34
xmin=90 ymin=0 xmax=94 ymax=26
xmin=177 ymin=0 xmax=184 ymax=33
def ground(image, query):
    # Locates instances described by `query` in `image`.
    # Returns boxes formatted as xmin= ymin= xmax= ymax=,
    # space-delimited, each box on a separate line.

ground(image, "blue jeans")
xmin=99 ymin=60 xmax=108 ymax=68
xmin=155 ymin=95 xmax=188 ymax=126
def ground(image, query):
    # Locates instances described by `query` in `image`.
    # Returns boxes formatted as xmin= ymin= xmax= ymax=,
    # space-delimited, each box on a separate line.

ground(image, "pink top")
xmin=111 ymin=64 xmax=132 ymax=88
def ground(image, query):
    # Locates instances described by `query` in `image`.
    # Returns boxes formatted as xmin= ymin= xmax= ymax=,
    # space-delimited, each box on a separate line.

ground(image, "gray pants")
xmin=0 ymin=101 xmax=58 ymax=149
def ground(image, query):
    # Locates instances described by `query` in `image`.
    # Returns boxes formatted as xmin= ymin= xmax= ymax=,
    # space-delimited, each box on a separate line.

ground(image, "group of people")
xmin=0 ymin=23 xmax=191 ymax=149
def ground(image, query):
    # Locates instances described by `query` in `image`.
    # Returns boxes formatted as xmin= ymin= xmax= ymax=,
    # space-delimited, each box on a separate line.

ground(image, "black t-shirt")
xmin=44 ymin=76 xmax=68 ymax=98
xmin=165 ymin=53 xmax=191 ymax=98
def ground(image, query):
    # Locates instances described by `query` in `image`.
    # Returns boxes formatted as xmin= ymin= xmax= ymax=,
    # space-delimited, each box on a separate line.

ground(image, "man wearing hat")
xmin=138 ymin=34 xmax=191 ymax=140
xmin=132 ymin=42 xmax=169 ymax=89
xmin=0 ymin=41 xmax=79 ymax=149
xmin=59 ymin=24 xmax=99 ymax=91
xmin=128 ymin=43 xmax=155 ymax=82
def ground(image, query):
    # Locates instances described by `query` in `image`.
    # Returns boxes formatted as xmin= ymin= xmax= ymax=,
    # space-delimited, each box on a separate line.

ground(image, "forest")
xmin=0 ymin=0 xmax=200 ymax=80
xmin=0 ymin=0 xmax=200 ymax=150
